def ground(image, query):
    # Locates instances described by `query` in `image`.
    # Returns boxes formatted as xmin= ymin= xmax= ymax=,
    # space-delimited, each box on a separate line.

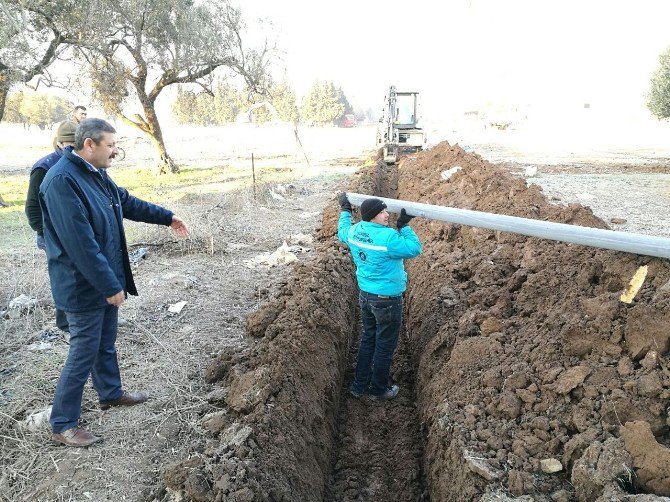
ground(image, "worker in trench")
xmin=337 ymin=194 xmax=422 ymax=400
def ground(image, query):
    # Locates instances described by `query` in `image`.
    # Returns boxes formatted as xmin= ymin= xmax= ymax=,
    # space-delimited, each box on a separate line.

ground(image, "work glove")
xmin=396 ymin=208 xmax=415 ymax=229
xmin=338 ymin=192 xmax=352 ymax=212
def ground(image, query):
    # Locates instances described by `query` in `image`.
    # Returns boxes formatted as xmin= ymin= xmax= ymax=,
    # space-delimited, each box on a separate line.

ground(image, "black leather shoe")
xmin=100 ymin=391 xmax=148 ymax=410
xmin=53 ymin=427 xmax=101 ymax=447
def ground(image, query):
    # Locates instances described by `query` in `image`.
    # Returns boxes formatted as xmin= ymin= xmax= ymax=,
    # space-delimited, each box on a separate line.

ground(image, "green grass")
xmin=0 ymin=162 xmax=313 ymax=251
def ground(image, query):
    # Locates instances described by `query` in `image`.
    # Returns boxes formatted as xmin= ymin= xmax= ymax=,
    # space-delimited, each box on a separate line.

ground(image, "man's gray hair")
xmin=75 ymin=118 xmax=116 ymax=150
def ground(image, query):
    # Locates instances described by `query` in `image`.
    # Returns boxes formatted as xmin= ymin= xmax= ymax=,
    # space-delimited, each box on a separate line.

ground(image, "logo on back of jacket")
xmin=354 ymin=230 xmax=372 ymax=262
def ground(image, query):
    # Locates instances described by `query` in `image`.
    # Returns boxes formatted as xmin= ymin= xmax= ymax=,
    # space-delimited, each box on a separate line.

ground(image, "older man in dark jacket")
xmin=39 ymin=118 xmax=189 ymax=447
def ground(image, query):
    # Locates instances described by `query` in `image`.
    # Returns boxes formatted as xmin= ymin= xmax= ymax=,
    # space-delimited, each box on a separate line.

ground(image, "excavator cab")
xmin=376 ymin=86 xmax=425 ymax=164
xmin=394 ymin=92 xmax=418 ymax=126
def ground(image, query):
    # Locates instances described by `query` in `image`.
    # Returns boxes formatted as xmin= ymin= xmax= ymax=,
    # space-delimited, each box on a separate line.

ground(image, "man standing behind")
xmin=52 ymin=106 xmax=87 ymax=149
xmin=71 ymin=105 xmax=87 ymax=124
xmin=25 ymin=121 xmax=78 ymax=332
xmin=337 ymin=194 xmax=422 ymax=400
xmin=39 ymin=118 xmax=189 ymax=447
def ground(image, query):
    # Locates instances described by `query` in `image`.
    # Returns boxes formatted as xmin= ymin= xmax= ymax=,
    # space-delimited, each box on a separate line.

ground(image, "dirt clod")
xmin=621 ymin=421 xmax=670 ymax=496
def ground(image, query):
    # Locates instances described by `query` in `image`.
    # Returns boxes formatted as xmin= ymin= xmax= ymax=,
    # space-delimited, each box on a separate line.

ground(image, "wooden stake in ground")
xmin=251 ymin=153 xmax=256 ymax=201
xmin=294 ymin=125 xmax=311 ymax=167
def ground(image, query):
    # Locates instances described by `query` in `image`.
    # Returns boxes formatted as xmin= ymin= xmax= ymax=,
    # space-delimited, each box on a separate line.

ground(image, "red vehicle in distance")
xmin=340 ymin=114 xmax=357 ymax=127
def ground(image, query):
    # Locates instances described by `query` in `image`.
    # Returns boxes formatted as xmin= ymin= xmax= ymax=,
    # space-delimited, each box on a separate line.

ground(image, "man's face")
xmin=371 ymin=209 xmax=389 ymax=226
xmin=73 ymin=109 xmax=87 ymax=123
xmin=82 ymin=132 xmax=118 ymax=169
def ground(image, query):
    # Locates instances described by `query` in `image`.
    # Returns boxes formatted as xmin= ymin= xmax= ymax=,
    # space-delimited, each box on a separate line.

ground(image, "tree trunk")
xmin=116 ymin=96 xmax=179 ymax=175
xmin=0 ymin=76 xmax=10 ymax=122
xmin=143 ymin=102 xmax=178 ymax=175
xmin=149 ymin=135 xmax=178 ymax=175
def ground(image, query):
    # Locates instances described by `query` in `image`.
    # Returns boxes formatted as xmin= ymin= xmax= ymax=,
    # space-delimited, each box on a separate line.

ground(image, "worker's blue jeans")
xmin=50 ymin=305 xmax=123 ymax=433
xmin=351 ymin=291 xmax=403 ymax=397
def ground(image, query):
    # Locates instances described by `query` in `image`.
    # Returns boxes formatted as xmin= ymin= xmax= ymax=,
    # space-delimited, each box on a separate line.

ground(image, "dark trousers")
xmin=37 ymin=234 xmax=69 ymax=332
xmin=50 ymin=305 xmax=123 ymax=433
xmin=351 ymin=291 xmax=403 ymax=396
xmin=55 ymin=309 xmax=69 ymax=332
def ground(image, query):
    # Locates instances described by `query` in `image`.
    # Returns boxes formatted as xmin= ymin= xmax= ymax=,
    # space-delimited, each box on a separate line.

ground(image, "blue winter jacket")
xmin=337 ymin=211 xmax=422 ymax=296
xmin=25 ymin=149 xmax=64 ymax=235
xmin=39 ymin=148 xmax=174 ymax=312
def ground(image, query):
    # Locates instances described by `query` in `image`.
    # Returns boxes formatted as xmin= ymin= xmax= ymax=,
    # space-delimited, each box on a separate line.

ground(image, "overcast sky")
xmin=242 ymin=0 xmax=670 ymax=119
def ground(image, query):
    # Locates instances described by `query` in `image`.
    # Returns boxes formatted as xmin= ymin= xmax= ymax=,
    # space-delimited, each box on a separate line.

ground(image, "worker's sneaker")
xmin=369 ymin=385 xmax=400 ymax=401
xmin=349 ymin=387 xmax=364 ymax=399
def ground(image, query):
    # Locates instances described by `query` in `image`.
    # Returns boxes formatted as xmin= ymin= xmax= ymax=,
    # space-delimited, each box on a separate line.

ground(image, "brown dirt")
xmin=5 ymin=139 xmax=670 ymax=501
xmin=400 ymin=143 xmax=670 ymax=500
xmin=163 ymin=142 xmax=670 ymax=501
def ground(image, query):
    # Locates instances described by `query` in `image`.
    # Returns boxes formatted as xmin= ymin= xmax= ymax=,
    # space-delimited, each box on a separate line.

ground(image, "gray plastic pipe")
xmin=346 ymin=192 xmax=670 ymax=260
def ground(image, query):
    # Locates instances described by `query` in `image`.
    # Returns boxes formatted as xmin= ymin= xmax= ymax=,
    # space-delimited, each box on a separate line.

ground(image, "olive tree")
xmin=77 ymin=0 xmax=271 ymax=174
xmin=0 ymin=0 xmax=75 ymax=121
xmin=648 ymin=46 xmax=670 ymax=120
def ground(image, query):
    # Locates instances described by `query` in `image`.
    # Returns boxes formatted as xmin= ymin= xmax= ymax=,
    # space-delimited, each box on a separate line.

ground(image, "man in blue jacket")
xmin=39 ymin=118 xmax=189 ymax=447
xmin=337 ymin=194 xmax=422 ymax=400
xmin=25 ymin=121 xmax=77 ymax=332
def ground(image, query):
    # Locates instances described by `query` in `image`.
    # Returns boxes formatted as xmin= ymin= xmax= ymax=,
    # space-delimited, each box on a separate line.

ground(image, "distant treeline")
xmin=173 ymin=80 xmax=371 ymax=126
xmin=3 ymin=92 xmax=73 ymax=130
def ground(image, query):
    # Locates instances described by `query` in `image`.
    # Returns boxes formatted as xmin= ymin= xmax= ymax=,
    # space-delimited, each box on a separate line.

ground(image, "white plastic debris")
xmin=168 ymin=301 xmax=187 ymax=314
xmin=26 ymin=341 xmax=54 ymax=351
xmin=244 ymin=241 xmax=311 ymax=268
xmin=128 ymin=247 xmax=148 ymax=264
xmin=8 ymin=294 xmax=37 ymax=310
xmin=289 ymin=233 xmax=313 ymax=246
xmin=269 ymin=189 xmax=285 ymax=200
xmin=441 ymin=166 xmax=462 ymax=180
xmin=21 ymin=406 xmax=52 ymax=431
xmin=7 ymin=294 xmax=38 ymax=318
xmin=524 ymin=165 xmax=538 ymax=177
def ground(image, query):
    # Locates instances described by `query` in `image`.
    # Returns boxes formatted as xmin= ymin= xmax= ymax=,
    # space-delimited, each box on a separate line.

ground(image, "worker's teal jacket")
xmin=337 ymin=211 xmax=422 ymax=296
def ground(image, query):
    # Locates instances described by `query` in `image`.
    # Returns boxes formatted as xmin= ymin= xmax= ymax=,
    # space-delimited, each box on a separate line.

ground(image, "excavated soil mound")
xmin=161 ymin=141 xmax=670 ymax=501
xmin=401 ymin=142 xmax=670 ymax=500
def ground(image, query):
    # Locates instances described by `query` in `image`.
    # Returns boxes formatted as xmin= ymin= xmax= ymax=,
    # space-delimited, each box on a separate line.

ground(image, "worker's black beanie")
xmin=361 ymin=198 xmax=387 ymax=221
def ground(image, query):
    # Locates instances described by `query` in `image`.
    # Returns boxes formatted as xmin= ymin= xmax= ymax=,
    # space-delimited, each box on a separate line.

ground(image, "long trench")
xmin=162 ymin=143 xmax=670 ymax=501
xmin=324 ymin=163 xmax=429 ymax=501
